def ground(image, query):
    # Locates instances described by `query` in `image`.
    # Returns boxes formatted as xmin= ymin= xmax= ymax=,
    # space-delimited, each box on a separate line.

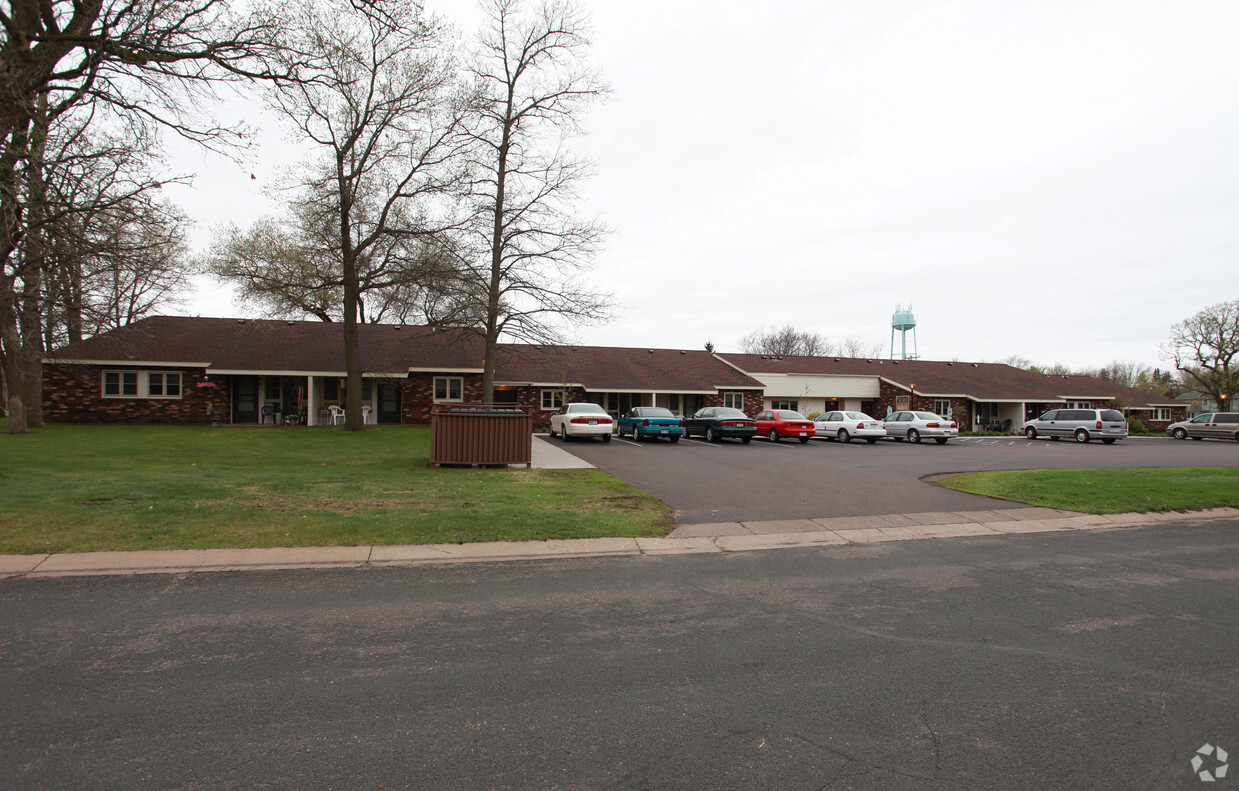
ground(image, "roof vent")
xmin=834 ymin=358 xmax=839 ymax=362
xmin=237 ymin=319 xmax=246 ymax=324
xmin=865 ymin=359 xmax=872 ymax=363
xmin=394 ymin=325 xmax=401 ymax=330
xmin=972 ymin=363 xmax=978 ymax=368
xmin=286 ymin=321 xmax=295 ymax=325
xmin=648 ymin=349 xmax=654 ymax=353
xmin=777 ymin=356 xmax=784 ymax=360
xmin=893 ymin=360 xmax=899 ymax=364
xmin=680 ymin=350 xmax=686 ymax=354
xmin=948 ymin=362 xmax=954 ymax=366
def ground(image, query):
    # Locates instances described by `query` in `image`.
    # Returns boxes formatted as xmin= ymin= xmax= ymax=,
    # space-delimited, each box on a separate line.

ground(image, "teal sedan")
xmin=617 ymin=406 xmax=684 ymax=442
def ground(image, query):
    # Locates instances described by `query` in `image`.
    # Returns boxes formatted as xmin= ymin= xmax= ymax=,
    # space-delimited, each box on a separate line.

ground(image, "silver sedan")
xmin=882 ymin=411 xmax=958 ymax=444
xmin=813 ymin=411 xmax=886 ymax=443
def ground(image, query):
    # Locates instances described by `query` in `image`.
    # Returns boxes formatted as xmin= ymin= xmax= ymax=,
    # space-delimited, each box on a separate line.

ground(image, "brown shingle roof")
xmin=718 ymin=353 xmax=1070 ymax=400
xmin=48 ymin=316 xmax=764 ymax=392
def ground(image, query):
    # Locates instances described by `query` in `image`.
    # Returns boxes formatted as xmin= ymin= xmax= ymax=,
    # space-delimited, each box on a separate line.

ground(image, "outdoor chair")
xmin=260 ymin=404 xmax=279 ymax=424
xmin=327 ymin=405 xmax=345 ymax=425
xmin=361 ymin=405 xmax=372 ymax=425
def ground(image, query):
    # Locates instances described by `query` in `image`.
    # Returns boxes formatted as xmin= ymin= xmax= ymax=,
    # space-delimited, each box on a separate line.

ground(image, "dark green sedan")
xmin=683 ymin=407 xmax=756 ymax=443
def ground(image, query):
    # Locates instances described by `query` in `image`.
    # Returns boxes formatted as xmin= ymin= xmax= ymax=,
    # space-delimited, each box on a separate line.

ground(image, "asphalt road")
xmin=2 ymin=520 xmax=1237 ymax=790
xmin=555 ymin=434 xmax=1239 ymax=524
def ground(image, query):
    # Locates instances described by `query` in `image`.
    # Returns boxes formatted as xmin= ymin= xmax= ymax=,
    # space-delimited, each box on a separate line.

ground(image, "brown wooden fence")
xmin=428 ymin=403 xmax=533 ymax=468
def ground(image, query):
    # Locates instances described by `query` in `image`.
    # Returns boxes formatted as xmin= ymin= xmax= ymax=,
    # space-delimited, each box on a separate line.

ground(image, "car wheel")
xmin=838 ymin=429 xmax=851 ymax=443
xmin=602 ymin=433 xmax=611 ymax=443
xmin=865 ymin=437 xmax=878 ymax=444
xmin=1102 ymin=438 xmax=1116 ymax=444
xmin=1172 ymin=427 xmax=1187 ymax=440
xmin=1074 ymin=429 xmax=1090 ymax=443
xmin=935 ymin=437 xmax=949 ymax=444
xmin=798 ymin=436 xmax=810 ymax=444
xmin=1025 ymin=427 xmax=1037 ymax=440
xmin=769 ymin=429 xmax=780 ymax=442
xmin=908 ymin=428 xmax=921 ymax=443
xmin=706 ymin=427 xmax=717 ymax=443
xmin=549 ymin=425 xmax=557 ymax=438
xmin=741 ymin=436 xmax=752 ymax=444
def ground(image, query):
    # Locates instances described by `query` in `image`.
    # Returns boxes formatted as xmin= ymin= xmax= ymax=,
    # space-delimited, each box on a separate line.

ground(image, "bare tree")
xmin=257 ymin=0 xmax=467 ymax=431
xmin=740 ymin=324 xmax=834 ymax=357
xmin=1 ymin=0 xmax=292 ymax=432
xmin=837 ymin=337 xmax=883 ymax=359
xmin=459 ymin=0 xmax=612 ymax=403
xmin=1164 ymin=299 xmax=1239 ymax=408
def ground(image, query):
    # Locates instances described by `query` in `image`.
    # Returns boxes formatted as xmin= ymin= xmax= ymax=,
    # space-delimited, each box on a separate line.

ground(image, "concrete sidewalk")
xmin=2 ymin=507 xmax=1235 ymax=580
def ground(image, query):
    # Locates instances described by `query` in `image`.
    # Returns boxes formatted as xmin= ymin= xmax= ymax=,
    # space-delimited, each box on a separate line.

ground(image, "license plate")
xmin=660 ymin=429 xmax=669 ymax=434
xmin=799 ymin=432 xmax=807 ymax=436
xmin=588 ymin=420 xmax=597 ymax=425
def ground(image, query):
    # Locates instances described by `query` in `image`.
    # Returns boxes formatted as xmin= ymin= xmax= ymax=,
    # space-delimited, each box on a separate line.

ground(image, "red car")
xmin=753 ymin=409 xmax=816 ymax=443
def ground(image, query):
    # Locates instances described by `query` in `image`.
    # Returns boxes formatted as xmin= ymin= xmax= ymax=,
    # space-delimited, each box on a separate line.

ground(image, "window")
xmin=934 ymin=399 xmax=952 ymax=416
xmin=264 ymin=378 xmax=281 ymax=401
xmin=770 ymin=399 xmax=798 ymax=411
xmin=1152 ymin=408 xmax=1172 ymax=422
xmin=103 ymin=370 xmax=181 ymax=399
xmin=324 ymin=378 xmax=340 ymax=401
xmin=433 ymin=376 xmax=463 ymax=402
xmin=541 ymin=389 xmax=565 ymax=410
xmin=722 ymin=392 xmax=745 ymax=410
xmin=1066 ymin=401 xmax=1090 ymax=410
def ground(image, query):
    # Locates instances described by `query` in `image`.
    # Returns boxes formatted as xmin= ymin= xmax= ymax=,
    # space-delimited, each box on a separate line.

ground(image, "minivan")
xmin=1020 ymin=408 xmax=1128 ymax=444
xmin=1166 ymin=412 xmax=1239 ymax=442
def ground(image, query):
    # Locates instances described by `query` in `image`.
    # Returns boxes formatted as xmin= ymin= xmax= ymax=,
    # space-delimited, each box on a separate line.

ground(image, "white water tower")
xmin=890 ymin=305 xmax=918 ymax=360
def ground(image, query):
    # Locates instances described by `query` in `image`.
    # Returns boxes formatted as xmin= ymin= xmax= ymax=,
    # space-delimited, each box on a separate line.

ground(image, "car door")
xmin=1038 ymin=410 xmax=1062 ymax=437
xmin=1211 ymin=413 xmax=1239 ymax=440
xmin=885 ymin=412 xmax=907 ymax=438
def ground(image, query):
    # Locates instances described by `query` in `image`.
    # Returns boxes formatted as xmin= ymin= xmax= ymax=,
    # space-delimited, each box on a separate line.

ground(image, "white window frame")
xmin=1153 ymin=408 xmax=1172 ymax=422
xmin=722 ymin=392 xmax=745 ymax=410
xmin=770 ymin=399 xmax=798 ymax=411
xmin=1066 ymin=401 xmax=1090 ymax=410
xmin=102 ymin=370 xmax=182 ymax=399
xmin=541 ymin=389 xmax=566 ymax=410
xmin=934 ymin=399 xmax=952 ymax=416
xmin=433 ymin=376 xmax=463 ymax=402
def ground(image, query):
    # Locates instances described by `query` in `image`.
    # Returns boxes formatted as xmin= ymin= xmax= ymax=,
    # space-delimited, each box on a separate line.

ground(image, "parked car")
xmin=883 ymin=411 xmax=958 ymax=444
xmin=617 ymin=406 xmax=684 ymax=442
xmin=683 ymin=407 xmax=756 ymax=443
xmin=1020 ymin=408 xmax=1127 ymax=444
xmin=813 ymin=411 xmax=887 ymax=444
xmin=549 ymin=402 xmax=613 ymax=442
xmin=754 ymin=409 xmax=816 ymax=443
xmin=1166 ymin=412 xmax=1239 ymax=441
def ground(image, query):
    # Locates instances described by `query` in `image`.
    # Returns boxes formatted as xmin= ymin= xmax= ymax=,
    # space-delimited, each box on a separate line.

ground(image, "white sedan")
xmin=549 ymin=402 xmax=614 ymax=442
xmin=813 ymin=411 xmax=887 ymax=443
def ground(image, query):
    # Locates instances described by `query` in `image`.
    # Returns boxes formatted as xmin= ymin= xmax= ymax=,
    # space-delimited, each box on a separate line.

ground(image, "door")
xmin=377 ymin=383 xmax=402 ymax=425
xmin=232 ymin=376 xmax=259 ymax=424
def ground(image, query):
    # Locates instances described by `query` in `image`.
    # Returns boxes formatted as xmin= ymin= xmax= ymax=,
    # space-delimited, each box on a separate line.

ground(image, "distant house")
xmin=41 ymin=316 xmax=1187 ymax=431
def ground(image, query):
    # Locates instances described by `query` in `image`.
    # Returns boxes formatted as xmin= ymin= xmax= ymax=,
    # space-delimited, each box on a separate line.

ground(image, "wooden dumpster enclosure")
xmin=428 ymin=403 xmax=534 ymax=468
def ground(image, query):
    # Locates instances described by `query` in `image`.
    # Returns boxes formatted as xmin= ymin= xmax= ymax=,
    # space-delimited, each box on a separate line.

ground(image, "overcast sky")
xmin=166 ymin=0 xmax=1239 ymax=371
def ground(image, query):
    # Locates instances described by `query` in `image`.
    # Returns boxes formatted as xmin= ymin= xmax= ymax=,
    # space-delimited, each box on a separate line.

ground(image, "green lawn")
xmin=936 ymin=467 xmax=1239 ymax=514
xmin=0 ymin=423 xmax=674 ymax=554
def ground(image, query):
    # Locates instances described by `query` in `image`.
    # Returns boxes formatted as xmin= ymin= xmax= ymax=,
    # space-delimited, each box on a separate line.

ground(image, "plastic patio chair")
xmin=260 ymin=404 xmax=279 ymax=424
xmin=361 ymin=405 xmax=372 ymax=425
xmin=327 ymin=405 xmax=345 ymax=425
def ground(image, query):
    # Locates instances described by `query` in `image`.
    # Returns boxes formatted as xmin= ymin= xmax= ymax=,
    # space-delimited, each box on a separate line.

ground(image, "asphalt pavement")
xmin=2 ymin=517 xmax=1236 ymax=790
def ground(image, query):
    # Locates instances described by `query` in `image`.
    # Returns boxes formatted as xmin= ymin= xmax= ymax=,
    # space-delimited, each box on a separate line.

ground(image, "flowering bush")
xmin=196 ymin=380 xmax=220 ymax=390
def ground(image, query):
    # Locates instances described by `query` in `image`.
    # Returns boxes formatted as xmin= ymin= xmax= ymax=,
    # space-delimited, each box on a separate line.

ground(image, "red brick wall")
xmin=42 ymin=365 xmax=227 ymax=424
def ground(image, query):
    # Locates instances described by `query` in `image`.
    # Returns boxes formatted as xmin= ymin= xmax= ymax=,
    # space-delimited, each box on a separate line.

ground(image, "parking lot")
xmin=550 ymin=434 xmax=1239 ymax=524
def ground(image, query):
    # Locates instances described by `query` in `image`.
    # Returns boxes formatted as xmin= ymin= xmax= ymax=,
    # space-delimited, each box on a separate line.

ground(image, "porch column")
xmin=307 ymin=375 xmax=318 ymax=426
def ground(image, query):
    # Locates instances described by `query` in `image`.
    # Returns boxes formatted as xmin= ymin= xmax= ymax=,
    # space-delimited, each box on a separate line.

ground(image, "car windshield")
xmin=715 ymin=408 xmax=748 ymax=419
xmin=846 ymin=412 xmax=872 ymax=420
xmin=569 ymin=403 xmax=607 ymax=415
xmin=913 ymin=412 xmax=941 ymax=420
xmin=775 ymin=411 xmax=806 ymax=420
xmin=641 ymin=407 xmax=675 ymax=418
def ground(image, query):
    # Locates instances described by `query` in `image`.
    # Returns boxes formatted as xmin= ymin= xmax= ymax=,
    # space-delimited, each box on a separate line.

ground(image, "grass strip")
xmin=936 ymin=467 xmax=1239 ymax=514
xmin=0 ymin=423 xmax=674 ymax=554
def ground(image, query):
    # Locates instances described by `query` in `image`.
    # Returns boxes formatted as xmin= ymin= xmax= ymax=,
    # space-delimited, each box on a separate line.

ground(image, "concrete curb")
xmin=2 ymin=508 xmax=1236 ymax=580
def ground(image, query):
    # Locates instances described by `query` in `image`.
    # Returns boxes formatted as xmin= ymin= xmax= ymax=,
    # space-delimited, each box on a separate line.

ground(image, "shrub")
xmin=1127 ymin=415 xmax=1149 ymax=435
